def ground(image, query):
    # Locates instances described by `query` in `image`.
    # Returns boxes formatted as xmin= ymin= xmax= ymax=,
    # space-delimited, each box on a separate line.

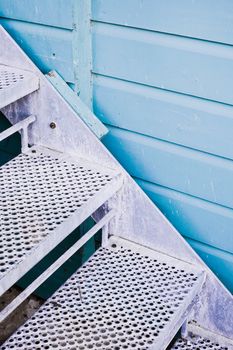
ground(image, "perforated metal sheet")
xmin=0 ymin=148 xmax=121 ymax=294
xmin=171 ymin=335 xmax=230 ymax=349
xmin=1 ymin=242 xmax=204 ymax=350
xmin=0 ymin=65 xmax=39 ymax=108
xmin=0 ymin=68 xmax=24 ymax=89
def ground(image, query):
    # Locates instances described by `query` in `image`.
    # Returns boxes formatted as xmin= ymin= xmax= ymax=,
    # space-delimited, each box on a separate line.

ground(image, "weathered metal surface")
xmin=0 ymin=115 xmax=35 ymax=153
xmin=92 ymin=0 xmax=233 ymax=46
xmin=46 ymin=70 xmax=108 ymax=139
xmin=185 ymin=323 xmax=233 ymax=349
xmin=1 ymin=0 xmax=233 ymax=292
xmin=0 ymin=145 xmax=122 ymax=296
xmin=0 ymin=65 xmax=39 ymax=109
xmin=0 ymin=25 xmax=233 ymax=339
xmin=0 ymin=237 xmax=205 ymax=350
xmin=0 ymin=210 xmax=115 ymax=323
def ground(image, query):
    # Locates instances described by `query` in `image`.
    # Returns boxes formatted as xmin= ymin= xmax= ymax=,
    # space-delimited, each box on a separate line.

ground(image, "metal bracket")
xmin=46 ymin=70 xmax=108 ymax=139
xmin=0 ymin=115 xmax=35 ymax=153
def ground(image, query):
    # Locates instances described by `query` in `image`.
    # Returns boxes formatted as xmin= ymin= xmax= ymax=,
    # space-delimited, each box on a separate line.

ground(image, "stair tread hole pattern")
xmin=0 ymin=152 xmax=113 ymax=279
xmin=172 ymin=335 xmax=229 ymax=349
xmin=0 ymin=68 xmax=25 ymax=90
xmin=1 ymin=246 xmax=202 ymax=350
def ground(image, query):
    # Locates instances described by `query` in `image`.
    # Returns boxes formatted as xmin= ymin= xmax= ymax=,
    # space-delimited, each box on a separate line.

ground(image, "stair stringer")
xmin=0 ymin=25 xmax=233 ymax=339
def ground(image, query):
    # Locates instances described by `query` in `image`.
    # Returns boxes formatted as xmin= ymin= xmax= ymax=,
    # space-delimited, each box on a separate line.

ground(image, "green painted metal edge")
xmin=46 ymin=70 xmax=108 ymax=139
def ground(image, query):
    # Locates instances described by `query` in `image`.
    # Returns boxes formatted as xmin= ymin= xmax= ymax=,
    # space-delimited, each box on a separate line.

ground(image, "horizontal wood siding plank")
xmin=93 ymin=22 xmax=233 ymax=105
xmin=187 ymin=238 xmax=233 ymax=293
xmin=92 ymin=0 xmax=233 ymax=45
xmin=92 ymin=4 xmax=233 ymax=291
xmin=93 ymin=75 xmax=233 ymax=160
xmin=0 ymin=19 xmax=75 ymax=83
xmin=0 ymin=0 xmax=73 ymax=29
xmin=136 ymin=178 xmax=233 ymax=255
xmin=103 ymin=126 xmax=233 ymax=209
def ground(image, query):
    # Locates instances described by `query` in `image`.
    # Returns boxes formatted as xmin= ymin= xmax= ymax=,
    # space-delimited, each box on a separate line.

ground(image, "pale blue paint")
xmin=92 ymin=0 xmax=233 ymax=45
xmin=187 ymin=238 xmax=233 ymax=293
xmin=140 ymin=178 xmax=233 ymax=290
xmin=46 ymin=70 xmax=108 ymax=139
xmin=0 ymin=0 xmax=73 ymax=29
xmin=93 ymin=22 xmax=233 ymax=105
xmin=0 ymin=1 xmax=232 ymax=292
xmin=137 ymin=178 xmax=233 ymax=255
xmin=104 ymin=126 xmax=233 ymax=210
xmin=93 ymin=75 xmax=233 ymax=161
xmin=0 ymin=0 xmax=92 ymax=98
xmin=72 ymin=0 xmax=93 ymax=107
xmin=0 ymin=18 xmax=74 ymax=82
xmin=92 ymin=1 xmax=233 ymax=292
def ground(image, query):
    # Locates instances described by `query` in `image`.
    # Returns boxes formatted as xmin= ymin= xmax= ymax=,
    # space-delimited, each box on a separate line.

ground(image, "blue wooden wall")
xmin=0 ymin=0 xmax=75 ymax=81
xmin=0 ymin=0 xmax=92 ymax=105
xmin=92 ymin=0 xmax=233 ymax=293
xmin=0 ymin=0 xmax=232 ymax=292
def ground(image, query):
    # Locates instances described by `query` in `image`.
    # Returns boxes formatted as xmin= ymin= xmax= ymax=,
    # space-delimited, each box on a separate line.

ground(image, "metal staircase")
xmin=0 ymin=145 xmax=122 ymax=296
xmin=0 ymin=25 xmax=233 ymax=349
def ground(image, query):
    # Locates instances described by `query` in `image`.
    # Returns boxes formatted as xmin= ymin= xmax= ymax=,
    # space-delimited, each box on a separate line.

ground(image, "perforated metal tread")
xmin=0 ymin=65 xmax=39 ymax=109
xmin=171 ymin=334 xmax=230 ymax=349
xmin=0 ymin=147 xmax=122 ymax=295
xmin=1 ymin=237 xmax=205 ymax=350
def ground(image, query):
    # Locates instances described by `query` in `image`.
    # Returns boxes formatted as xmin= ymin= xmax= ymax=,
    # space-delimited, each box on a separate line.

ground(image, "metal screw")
xmin=50 ymin=122 xmax=56 ymax=129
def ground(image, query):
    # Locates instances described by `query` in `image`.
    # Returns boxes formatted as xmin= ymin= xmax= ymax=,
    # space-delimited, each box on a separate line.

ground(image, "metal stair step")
xmin=1 ymin=237 xmax=205 ymax=350
xmin=0 ymin=147 xmax=122 ymax=295
xmin=0 ymin=65 xmax=39 ymax=109
xmin=171 ymin=334 xmax=230 ymax=349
